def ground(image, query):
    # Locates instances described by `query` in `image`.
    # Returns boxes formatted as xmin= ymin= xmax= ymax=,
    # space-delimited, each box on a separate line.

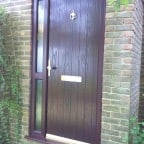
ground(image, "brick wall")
xmin=101 ymin=0 xmax=143 ymax=144
xmin=0 ymin=0 xmax=38 ymax=144
xmin=0 ymin=0 xmax=143 ymax=144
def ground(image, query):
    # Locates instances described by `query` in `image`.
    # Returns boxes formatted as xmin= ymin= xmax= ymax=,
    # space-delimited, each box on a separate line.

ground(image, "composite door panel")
xmin=47 ymin=0 xmax=104 ymax=143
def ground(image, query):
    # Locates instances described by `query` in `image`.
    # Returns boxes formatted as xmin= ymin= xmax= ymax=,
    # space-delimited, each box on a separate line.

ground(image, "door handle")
xmin=47 ymin=60 xmax=51 ymax=77
xmin=47 ymin=60 xmax=57 ymax=76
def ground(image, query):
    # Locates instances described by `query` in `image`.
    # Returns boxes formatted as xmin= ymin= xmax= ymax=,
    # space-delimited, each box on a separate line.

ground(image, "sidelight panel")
xmin=36 ymin=0 xmax=44 ymax=72
xmin=35 ymin=80 xmax=42 ymax=131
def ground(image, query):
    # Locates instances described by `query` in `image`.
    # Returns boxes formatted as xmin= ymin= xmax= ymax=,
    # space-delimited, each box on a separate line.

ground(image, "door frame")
xmin=29 ymin=0 xmax=106 ymax=143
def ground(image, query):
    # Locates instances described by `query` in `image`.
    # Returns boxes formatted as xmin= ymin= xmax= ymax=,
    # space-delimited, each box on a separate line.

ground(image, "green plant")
xmin=0 ymin=7 xmax=22 ymax=144
xmin=108 ymin=0 xmax=132 ymax=9
xmin=124 ymin=118 xmax=144 ymax=144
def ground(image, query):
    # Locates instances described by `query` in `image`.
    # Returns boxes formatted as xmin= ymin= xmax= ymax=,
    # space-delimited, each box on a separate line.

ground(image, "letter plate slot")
xmin=61 ymin=75 xmax=82 ymax=83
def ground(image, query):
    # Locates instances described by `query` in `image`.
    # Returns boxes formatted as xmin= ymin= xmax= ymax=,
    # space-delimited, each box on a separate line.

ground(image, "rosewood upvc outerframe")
xmin=28 ymin=0 xmax=106 ymax=143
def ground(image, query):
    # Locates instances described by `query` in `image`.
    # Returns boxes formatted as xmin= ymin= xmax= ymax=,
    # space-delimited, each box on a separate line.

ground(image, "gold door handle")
xmin=47 ymin=60 xmax=51 ymax=77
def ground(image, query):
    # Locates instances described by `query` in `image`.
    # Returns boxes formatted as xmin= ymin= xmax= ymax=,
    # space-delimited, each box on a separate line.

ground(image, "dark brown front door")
xmin=46 ymin=0 xmax=105 ymax=143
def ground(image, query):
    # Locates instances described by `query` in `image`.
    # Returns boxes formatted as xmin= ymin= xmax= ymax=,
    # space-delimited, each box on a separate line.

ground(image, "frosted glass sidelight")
xmin=35 ymin=80 xmax=42 ymax=131
xmin=37 ymin=0 xmax=44 ymax=72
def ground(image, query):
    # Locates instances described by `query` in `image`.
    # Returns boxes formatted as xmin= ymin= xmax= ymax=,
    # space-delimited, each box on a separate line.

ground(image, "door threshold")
xmin=46 ymin=134 xmax=90 ymax=144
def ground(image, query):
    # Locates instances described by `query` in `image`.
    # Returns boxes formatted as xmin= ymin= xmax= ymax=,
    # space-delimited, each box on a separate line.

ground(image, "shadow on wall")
xmin=139 ymin=12 xmax=144 ymax=122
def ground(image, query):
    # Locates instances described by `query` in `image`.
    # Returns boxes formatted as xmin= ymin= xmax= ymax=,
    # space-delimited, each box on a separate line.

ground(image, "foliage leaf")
xmin=124 ymin=117 xmax=144 ymax=144
xmin=108 ymin=0 xmax=132 ymax=10
xmin=0 ymin=6 xmax=22 ymax=144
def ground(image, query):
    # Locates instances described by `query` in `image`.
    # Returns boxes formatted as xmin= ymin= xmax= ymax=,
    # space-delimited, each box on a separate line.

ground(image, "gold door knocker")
xmin=70 ymin=10 xmax=77 ymax=21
